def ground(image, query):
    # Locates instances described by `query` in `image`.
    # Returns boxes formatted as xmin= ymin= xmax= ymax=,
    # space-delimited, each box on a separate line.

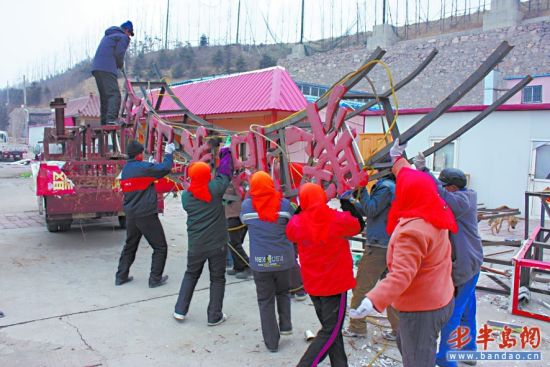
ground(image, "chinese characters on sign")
xmin=448 ymin=324 xmax=541 ymax=351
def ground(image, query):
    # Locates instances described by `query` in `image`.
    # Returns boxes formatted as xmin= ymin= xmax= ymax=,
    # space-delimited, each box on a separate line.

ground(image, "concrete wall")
xmin=364 ymin=108 xmax=550 ymax=213
xmin=280 ymin=20 xmax=549 ymax=109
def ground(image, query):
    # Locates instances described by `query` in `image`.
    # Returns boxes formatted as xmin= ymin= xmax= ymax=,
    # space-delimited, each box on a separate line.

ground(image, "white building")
xmin=363 ymin=103 xmax=550 ymax=216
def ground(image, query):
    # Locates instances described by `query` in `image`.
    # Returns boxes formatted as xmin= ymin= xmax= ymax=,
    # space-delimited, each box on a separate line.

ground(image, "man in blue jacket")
xmin=92 ymin=21 xmax=133 ymax=125
xmin=116 ymin=140 xmax=174 ymax=288
xmin=341 ymin=176 xmax=399 ymax=340
xmin=414 ymin=154 xmax=482 ymax=367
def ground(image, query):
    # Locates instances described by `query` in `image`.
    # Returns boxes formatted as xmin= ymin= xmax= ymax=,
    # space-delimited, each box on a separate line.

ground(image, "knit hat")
xmin=126 ymin=140 xmax=144 ymax=158
xmin=121 ymin=21 xmax=134 ymax=36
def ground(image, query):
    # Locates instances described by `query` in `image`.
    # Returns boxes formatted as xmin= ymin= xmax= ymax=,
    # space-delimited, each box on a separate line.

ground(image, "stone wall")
xmin=279 ymin=19 xmax=549 ymax=109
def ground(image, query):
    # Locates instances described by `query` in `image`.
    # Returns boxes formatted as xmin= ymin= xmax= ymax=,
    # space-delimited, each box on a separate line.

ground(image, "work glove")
xmin=165 ymin=143 xmax=176 ymax=155
xmin=414 ymin=151 xmax=426 ymax=170
xmin=389 ymin=138 xmax=407 ymax=163
xmin=340 ymin=199 xmax=365 ymax=232
xmin=218 ymin=147 xmax=234 ymax=177
xmin=349 ymin=297 xmax=374 ymax=319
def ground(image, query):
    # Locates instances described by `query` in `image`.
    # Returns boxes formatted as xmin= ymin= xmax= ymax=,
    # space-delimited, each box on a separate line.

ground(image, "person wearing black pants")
xmin=252 ymin=270 xmax=292 ymax=351
xmin=116 ymin=214 xmax=168 ymax=286
xmin=91 ymin=21 xmax=133 ymax=125
xmin=226 ymin=217 xmax=251 ymax=278
xmin=92 ymin=70 xmax=121 ymax=125
xmin=240 ymin=171 xmax=296 ymax=352
xmin=224 ymin=183 xmax=251 ymax=279
xmin=116 ymin=140 xmax=174 ymax=288
xmin=174 ymin=246 xmax=226 ymax=324
xmin=297 ymin=293 xmax=348 ymax=366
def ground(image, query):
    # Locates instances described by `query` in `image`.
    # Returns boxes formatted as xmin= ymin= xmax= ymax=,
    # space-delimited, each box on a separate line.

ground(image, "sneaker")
xmin=173 ymin=312 xmax=185 ymax=321
xmin=207 ymin=313 xmax=227 ymax=326
xmin=293 ymin=290 xmax=308 ymax=301
xmin=280 ymin=329 xmax=293 ymax=336
xmin=226 ymin=269 xmax=238 ymax=276
xmin=235 ymin=269 xmax=252 ymax=279
xmin=267 ymin=346 xmax=278 ymax=353
xmin=115 ymin=276 xmax=134 ymax=286
xmin=382 ymin=329 xmax=397 ymax=341
xmin=149 ymin=275 xmax=169 ymax=288
xmin=342 ymin=328 xmax=366 ymax=338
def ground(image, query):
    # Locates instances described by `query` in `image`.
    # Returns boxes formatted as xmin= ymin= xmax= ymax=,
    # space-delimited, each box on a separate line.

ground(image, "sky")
xmin=0 ymin=0 xmax=492 ymax=86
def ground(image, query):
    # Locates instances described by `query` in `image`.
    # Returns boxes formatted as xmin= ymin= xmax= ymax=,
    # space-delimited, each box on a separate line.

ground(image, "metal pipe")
xmin=50 ymin=97 xmax=66 ymax=137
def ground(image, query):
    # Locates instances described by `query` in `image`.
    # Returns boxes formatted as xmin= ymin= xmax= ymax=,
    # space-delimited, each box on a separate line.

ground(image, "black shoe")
xmin=149 ymin=275 xmax=168 ymax=288
xmin=265 ymin=344 xmax=278 ymax=353
xmin=115 ymin=276 xmax=134 ymax=286
xmin=226 ymin=269 xmax=237 ymax=275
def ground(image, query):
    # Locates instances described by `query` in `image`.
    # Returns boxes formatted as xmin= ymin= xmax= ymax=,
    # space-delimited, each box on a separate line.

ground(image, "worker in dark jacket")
xmin=224 ymin=182 xmax=251 ymax=279
xmin=115 ymin=140 xmax=174 ymax=288
xmin=240 ymin=171 xmax=296 ymax=353
xmin=414 ymin=154 xmax=483 ymax=367
xmin=341 ymin=176 xmax=399 ymax=340
xmin=173 ymin=147 xmax=233 ymax=326
xmin=92 ymin=21 xmax=133 ymax=125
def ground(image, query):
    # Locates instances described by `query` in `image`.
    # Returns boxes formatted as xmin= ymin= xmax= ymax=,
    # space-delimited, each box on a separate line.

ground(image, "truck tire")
xmin=58 ymin=221 xmax=72 ymax=232
xmin=118 ymin=216 xmax=126 ymax=229
xmin=46 ymin=222 xmax=59 ymax=232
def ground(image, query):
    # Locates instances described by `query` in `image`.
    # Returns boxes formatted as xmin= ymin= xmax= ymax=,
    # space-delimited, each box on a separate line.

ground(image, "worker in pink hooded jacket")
xmin=351 ymin=139 xmax=457 ymax=367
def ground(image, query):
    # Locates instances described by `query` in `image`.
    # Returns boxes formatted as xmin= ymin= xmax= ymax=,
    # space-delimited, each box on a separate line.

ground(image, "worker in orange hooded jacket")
xmin=350 ymin=139 xmax=457 ymax=367
xmin=286 ymin=183 xmax=362 ymax=367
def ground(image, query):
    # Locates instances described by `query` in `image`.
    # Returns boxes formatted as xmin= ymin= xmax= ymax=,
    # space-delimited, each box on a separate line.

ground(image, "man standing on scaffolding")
xmin=91 ymin=21 xmax=134 ymax=125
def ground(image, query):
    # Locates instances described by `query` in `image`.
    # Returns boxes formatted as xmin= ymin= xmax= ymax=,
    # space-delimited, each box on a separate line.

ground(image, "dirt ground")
xmin=0 ymin=163 xmax=548 ymax=367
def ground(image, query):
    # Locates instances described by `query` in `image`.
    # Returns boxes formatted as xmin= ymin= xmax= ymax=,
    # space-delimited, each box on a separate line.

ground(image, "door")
xmin=528 ymin=141 xmax=550 ymax=217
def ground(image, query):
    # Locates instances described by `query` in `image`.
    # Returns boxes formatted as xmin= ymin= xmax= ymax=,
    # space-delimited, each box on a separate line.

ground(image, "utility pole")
xmin=164 ymin=0 xmax=170 ymax=49
xmin=23 ymin=75 xmax=27 ymax=107
xmin=382 ymin=0 xmax=387 ymax=24
xmin=300 ymin=0 xmax=305 ymax=44
xmin=236 ymin=0 xmax=241 ymax=44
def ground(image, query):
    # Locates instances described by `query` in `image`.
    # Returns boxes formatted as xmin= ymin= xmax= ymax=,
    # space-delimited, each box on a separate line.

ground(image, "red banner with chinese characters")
xmin=36 ymin=163 xmax=75 ymax=196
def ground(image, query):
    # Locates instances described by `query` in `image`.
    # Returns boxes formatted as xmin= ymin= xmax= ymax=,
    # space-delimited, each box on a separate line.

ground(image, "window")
xmin=430 ymin=139 xmax=457 ymax=173
xmin=302 ymin=85 xmax=310 ymax=96
xmin=311 ymin=87 xmax=319 ymax=97
xmin=534 ymin=143 xmax=550 ymax=180
xmin=522 ymin=85 xmax=542 ymax=104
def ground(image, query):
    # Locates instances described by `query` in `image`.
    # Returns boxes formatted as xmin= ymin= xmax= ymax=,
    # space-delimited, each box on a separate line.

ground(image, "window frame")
xmin=522 ymin=85 xmax=542 ymax=104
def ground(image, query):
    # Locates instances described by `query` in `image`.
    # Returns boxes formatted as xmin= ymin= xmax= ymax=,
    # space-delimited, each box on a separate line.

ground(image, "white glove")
xmin=389 ymin=138 xmax=407 ymax=163
xmin=165 ymin=143 xmax=176 ymax=155
xmin=414 ymin=151 xmax=426 ymax=170
xmin=148 ymin=156 xmax=156 ymax=163
xmin=349 ymin=297 xmax=374 ymax=319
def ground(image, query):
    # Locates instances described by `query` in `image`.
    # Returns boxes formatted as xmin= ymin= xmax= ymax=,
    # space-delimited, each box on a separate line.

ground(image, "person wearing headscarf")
xmin=414 ymin=153 xmax=483 ymax=367
xmin=350 ymin=140 xmax=457 ymax=367
xmin=173 ymin=147 xmax=233 ymax=326
xmin=240 ymin=171 xmax=296 ymax=353
xmin=286 ymin=183 xmax=362 ymax=367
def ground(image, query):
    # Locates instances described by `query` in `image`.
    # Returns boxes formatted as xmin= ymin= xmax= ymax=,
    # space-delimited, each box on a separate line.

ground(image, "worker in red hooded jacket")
xmin=286 ymin=183 xmax=362 ymax=367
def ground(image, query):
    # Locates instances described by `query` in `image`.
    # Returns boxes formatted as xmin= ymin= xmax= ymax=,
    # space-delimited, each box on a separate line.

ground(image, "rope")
xmin=366 ymin=340 xmax=389 ymax=367
xmin=226 ymin=241 xmax=250 ymax=267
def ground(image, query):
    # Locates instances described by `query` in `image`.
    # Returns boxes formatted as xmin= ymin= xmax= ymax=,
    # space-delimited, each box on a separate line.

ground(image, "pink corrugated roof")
xmin=65 ymin=93 xmax=100 ymax=118
xmin=153 ymin=66 xmax=307 ymax=115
